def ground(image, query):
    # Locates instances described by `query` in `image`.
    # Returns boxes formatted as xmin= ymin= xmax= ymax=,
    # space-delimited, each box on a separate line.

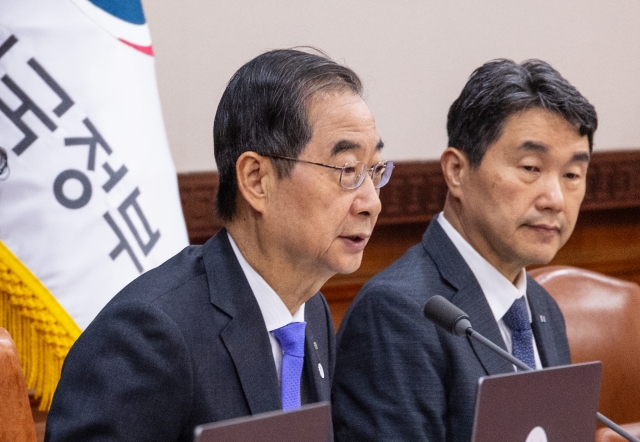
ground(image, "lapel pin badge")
xmin=539 ymin=315 xmax=547 ymax=323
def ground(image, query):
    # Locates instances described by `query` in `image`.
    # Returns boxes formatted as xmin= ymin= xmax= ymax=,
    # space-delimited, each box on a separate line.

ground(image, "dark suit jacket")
xmin=45 ymin=229 xmax=335 ymax=442
xmin=332 ymin=218 xmax=571 ymax=442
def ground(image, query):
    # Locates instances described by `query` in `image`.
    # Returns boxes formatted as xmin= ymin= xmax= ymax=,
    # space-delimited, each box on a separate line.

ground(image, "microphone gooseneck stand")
xmin=424 ymin=295 xmax=640 ymax=442
xmin=463 ymin=326 xmax=639 ymax=442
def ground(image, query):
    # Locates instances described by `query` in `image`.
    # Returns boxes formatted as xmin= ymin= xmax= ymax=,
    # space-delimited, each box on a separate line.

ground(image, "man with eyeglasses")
xmin=46 ymin=48 xmax=392 ymax=442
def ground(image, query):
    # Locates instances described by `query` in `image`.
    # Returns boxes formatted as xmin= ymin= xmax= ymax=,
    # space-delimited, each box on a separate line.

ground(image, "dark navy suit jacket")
xmin=332 ymin=218 xmax=571 ymax=442
xmin=45 ymin=229 xmax=335 ymax=442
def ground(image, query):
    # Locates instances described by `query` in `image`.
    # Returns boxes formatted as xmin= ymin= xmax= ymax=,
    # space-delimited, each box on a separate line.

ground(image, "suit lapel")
xmin=220 ymin=314 xmax=281 ymax=413
xmin=202 ymin=230 xmax=281 ymax=414
xmin=302 ymin=319 xmax=329 ymax=402
xmin=454 ymin=286 xmax=514 ymax=375
xmin=527 ymin=276 xmax=559 ymax=368
xmin=423 ymin=218 xmax=513 ymax=376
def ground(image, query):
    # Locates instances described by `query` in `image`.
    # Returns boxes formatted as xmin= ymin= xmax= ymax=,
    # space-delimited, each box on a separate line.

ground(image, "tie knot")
xmin=273 ymin=321 xmax=307 ymax=357
xmin=503 ymin=297 xmax=531 ymax=332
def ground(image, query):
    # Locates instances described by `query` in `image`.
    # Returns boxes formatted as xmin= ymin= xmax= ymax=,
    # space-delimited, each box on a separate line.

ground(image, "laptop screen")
xmin=193 ymin=401 xmax=332 ymax=442
xmin=471 ymin=362 xmax=602 ymax=442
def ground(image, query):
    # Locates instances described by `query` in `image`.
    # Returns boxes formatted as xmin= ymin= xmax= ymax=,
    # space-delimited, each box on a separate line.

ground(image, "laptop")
xmin=193 ymin=401 xmax=332 ymax=442
xmin=471 ymin=362 xmax=602 ymax=442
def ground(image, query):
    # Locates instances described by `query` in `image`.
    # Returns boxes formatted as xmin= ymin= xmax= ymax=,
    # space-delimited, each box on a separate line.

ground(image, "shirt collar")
xmin=227 ymin=232 xmax=305 ymax=331
xmin=437 ymin=212 xmax=529 ymax=322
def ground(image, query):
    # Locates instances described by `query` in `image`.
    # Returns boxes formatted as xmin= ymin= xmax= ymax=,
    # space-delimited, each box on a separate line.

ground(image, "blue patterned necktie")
xmin=502 ymin=296 xmax=536 ymax=370
xmin=273 ymin=321 xmax=307 ymax=411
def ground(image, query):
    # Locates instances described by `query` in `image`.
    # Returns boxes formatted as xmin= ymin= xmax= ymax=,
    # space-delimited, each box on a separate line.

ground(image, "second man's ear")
xmin=440 ymin=147 xmax=470 ymax=199
xmin=235 ymin=152 xmax=275 ymax=215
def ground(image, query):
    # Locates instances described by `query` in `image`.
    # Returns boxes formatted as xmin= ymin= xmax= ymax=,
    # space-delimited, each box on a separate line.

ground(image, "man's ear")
xmin=235 ymin=152 xmax=274 ymax=215
xmin=440 ymin=147 xmax=469 ymax=199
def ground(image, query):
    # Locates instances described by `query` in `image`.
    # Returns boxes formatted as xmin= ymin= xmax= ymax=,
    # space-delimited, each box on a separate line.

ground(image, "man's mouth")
xmin=338 ymin=233 xmax=371 ymax=249
xmin=525 ymin=223 xmax=562 ymax=238
xmin=528 ymin=223 xmax=561 ymax=232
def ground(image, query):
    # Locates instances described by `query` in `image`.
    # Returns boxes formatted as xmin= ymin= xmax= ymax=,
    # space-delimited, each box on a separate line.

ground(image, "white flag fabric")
xmin=0 ymin=0 xmax=189 ymax=408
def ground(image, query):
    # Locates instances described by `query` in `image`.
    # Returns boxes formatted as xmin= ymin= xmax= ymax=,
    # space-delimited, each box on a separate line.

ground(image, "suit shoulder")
xmin=351 ymin=242 xmax=442 ymax=306
xmin=97 ymin=245 xmax=208 ymax=318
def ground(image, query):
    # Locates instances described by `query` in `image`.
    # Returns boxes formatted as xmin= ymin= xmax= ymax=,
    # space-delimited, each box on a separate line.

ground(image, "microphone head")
xmin=423 ymin=295 xmax=472 ymax=337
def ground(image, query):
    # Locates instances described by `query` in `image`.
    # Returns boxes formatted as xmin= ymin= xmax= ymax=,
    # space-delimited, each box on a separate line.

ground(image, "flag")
xmin=0 ymin=0 xmax=189 ymax=409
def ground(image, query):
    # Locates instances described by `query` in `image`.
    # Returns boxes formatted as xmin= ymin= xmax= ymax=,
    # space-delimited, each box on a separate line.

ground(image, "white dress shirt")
xmin=228 ymin=233 xmax=306 ymax=382
xmin=437 ymin=213 xmax=542 ymax=369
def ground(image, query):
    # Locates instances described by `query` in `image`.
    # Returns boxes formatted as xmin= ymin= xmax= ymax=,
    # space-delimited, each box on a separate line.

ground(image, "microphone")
xmin=423 ymin=295 xmax=640 ymax=442
xmin=424 ymin=295 xmax=530 ymax=370
xmin=422 ymin=294 xmax=471 ymax=336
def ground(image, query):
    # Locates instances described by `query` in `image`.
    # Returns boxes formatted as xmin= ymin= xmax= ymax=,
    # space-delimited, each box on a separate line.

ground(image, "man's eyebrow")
xmin=518 ymin=140 xmax=590 ymax=162
xmin=571 ymin=152 xmax=591 ymax=163
xmin=331 ymin=140 xmax=384 ymax=157
xmin=330 ymin=138 xmax=384 ymax=156
xmin=331 ymin=140 xmax=360 ymax=156
xmin=518 ymin=141 xmax=548 ymax=152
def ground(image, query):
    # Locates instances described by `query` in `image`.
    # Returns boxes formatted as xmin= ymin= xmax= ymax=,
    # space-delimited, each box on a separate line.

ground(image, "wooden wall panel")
xmin=177 ymin=150 xmax=640 ymax=328
xmin=177 ymin=172 xmax=220 ymax=245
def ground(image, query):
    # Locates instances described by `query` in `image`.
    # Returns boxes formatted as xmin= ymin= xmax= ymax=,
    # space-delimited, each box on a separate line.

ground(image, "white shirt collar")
xmin=437 ymin=212 xmax=529 ymax=323
xmin=227 ymin=232 xmax=305 ymax=331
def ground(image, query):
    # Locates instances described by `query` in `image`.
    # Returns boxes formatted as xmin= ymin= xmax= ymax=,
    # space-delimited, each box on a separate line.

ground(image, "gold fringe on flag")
xmin=0 ymin=240 xmax=81 ymax=411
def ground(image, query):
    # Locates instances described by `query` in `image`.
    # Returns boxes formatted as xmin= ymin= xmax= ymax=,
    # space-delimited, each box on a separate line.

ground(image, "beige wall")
xmin=142 ymin=0 xmax=640 ymax=173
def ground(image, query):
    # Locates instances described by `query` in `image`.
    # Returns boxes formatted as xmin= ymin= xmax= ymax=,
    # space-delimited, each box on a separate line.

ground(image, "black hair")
xmin=447 ymin=59 xmax=598 ymax=167
xmin=213 ymin=48 xmax=363 ymax=222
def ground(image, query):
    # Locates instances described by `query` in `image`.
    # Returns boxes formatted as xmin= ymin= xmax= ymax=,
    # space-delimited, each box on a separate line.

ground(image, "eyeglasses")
xmin=0 ymin=147 xmax=8 ymax=180
xmin=266 ymin=155 xmax=394 ymax=189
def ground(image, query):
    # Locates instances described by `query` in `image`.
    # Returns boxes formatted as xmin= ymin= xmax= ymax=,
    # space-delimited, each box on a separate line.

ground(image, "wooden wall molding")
xmin=582 ymin=150 xmax=640 ymax=210
xmin=176 ymin=172 xmax=220 ymax=245
xmin=178 ymin=150 xmax=640 ymax=244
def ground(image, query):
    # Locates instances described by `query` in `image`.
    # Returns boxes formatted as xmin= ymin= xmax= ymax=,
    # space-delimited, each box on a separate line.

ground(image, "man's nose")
xmin=536 ymin=175 xmax=565 ymax=212
xmin=353 ymin=174 xmax=382 ymax=218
